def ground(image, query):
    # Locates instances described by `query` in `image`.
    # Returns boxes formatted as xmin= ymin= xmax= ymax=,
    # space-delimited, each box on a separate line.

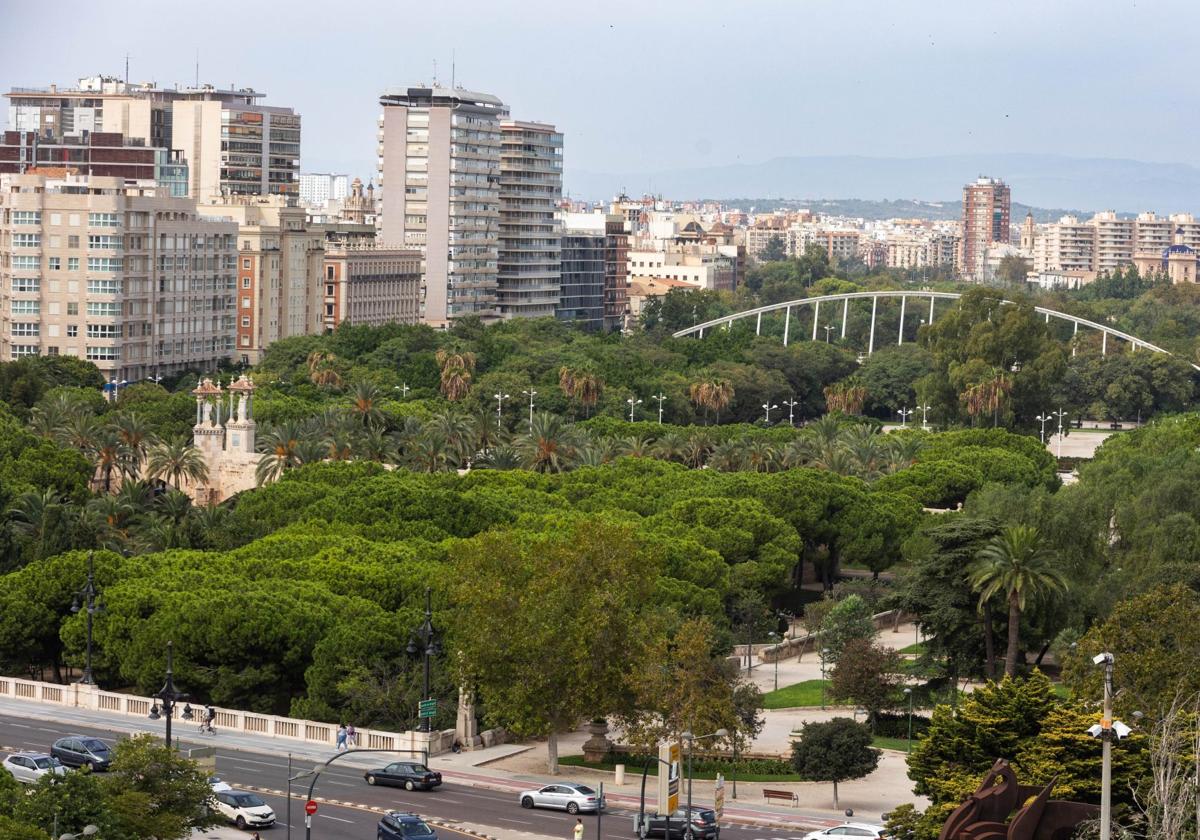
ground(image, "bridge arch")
xmin=670 ymin=291 xmax=1200 ymax=372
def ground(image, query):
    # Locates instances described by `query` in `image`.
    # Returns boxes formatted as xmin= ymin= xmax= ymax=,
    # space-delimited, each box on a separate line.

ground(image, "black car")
xmin=50 ymin=736 xmax=112 ymax=771
xmin=365 ymin=761 xmax=443 ymax=791
xmin=378 ymin=811 xmax=438 ymax=840
xmin=645 ymin=808 xmax=720 ymax=839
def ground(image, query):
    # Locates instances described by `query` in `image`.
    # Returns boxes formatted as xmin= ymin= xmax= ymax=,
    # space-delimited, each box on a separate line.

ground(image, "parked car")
xmin=519 ymin=782 xmax=604 ymax=814
xmin=209 ymin=775 xmax=233 ymax=793
xmin=644 ymin=808 xmax=720 ymax=839
xmin=802 ymin=824 xmax=887 ymax=839
xmin=377 ymin=811 xmax=438 ymax=840
xmin=364 ymin=761 xmax=442 ymax=790
xmin=2 ymin=752 xmax=66 ymax=784
xmin=211 ymin=790 xmax=276 ymax=830
xmin=50 ymin=736 xmax=112 ymax=771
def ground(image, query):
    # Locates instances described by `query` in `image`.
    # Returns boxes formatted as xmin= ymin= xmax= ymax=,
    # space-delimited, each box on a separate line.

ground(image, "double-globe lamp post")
xmin=1053 ymin=408 xmax=1069 ymax=459
xmin=494 ymin=392 xmax=510 ymax=429
xmin=762 ymin=403 xmax=778 ymax=424
xmin=897 ymin=407 xmax=913 ymax=427
xmin=71 ymin=551 xmax=102 ymax=685
xmin=522 ymin=389 xmax=536 ymax=434
xmin=652 ymin=392 xmax=667 ymax=424
xmin=782 ymin=398 xmax=799 ymax=427
xmin=1035 ymin=412 xmax=1051 ymax=444
xmin=407 ymin=587 xmax=440 ymax=733
xmin=627 ymin=397 xmax=642 ymax=422
xmin=681 ymin=729 xmax=727 ymax=840
xmin=148 ymin=641 xmax=192 ymax=750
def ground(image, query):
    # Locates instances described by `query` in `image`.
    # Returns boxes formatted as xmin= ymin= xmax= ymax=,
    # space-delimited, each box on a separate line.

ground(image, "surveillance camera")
xmin=1112 ymin=721 xmax=1132 ymax=739
xmin=1092 ymin=652 xmax=1112 ymax=666
xmin=1086 ymin=723 xmax=1103 ymax=738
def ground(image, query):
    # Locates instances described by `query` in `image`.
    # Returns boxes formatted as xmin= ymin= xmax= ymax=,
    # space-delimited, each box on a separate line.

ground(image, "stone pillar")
xmin=582 ymin=719 xmax=612 ymax=763
xmin=456 ymin=687 xmax=482 ymax=750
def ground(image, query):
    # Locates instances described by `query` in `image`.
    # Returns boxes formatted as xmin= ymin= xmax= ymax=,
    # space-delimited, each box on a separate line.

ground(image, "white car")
xmin=2 ymin=752 xmax=67 ymax=784
xmin=211 ymin=789 xmax=276 ymax=830
xmin=210 ymin=775 xmax=233 ymax=793
xmin=803 ymin=824 xmax=887 ymax=839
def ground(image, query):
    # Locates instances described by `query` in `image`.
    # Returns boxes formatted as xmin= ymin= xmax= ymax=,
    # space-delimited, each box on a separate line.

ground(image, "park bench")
xmin=763 ymin=788 xmax=798 ymax=806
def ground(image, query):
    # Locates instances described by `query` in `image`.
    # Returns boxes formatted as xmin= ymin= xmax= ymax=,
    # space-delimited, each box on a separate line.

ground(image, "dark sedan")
xmin=364 ymin=761 xmax=443 ymax=791
xmin=50 ymin=736 xmax=112 ymax=771
xmin=644 ymin=808 xmax=720 ymax=839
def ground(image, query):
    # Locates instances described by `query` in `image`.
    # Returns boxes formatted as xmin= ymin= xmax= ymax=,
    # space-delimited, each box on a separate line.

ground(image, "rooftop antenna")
xmin=452 ymin=49 xmax=456 ymax=89
xmin=195 ymin=49 xmax=199 ymax=87
xmin=124 ymin=53 xmax=130 ymax=85
xmin=433 ymin=59 xmax=438 ymax=86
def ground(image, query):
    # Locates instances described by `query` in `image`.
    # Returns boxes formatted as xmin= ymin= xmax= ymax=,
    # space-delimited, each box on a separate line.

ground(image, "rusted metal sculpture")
xmin=937 ymin=759 xmax=1099 ymax=840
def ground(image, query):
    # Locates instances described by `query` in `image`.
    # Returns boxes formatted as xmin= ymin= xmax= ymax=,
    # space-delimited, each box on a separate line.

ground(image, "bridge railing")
xmin=0 ymin=674 xmax=460 ymax=755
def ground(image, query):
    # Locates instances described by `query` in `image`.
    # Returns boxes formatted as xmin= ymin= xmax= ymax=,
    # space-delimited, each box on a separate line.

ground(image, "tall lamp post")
xmin=407 ymin=588 xmax=440 ymax=733
xmin=819 ymin=647 xmax=831 ymax=710
xmin=1035 ymin=412 xmax=1051 ymax=444
xmin=148 ymin=641 xmax=192 ymax=750
xmin=823 ymin=324 xmax=834 ymax=343
xmin=903 ymin=687 xmax=914 ymax=753
xmin=493 ymin=392 xmax=510 ymax=429
xmin=652 ymin=392 xmax=667 ymax=424
xmin=917 ymin=403 xmax=932 ymax=431
xmin=522 ymin=389 xmax=537 ymax=433
xmin=767 ymin=631 xmax=780 ymax=691
xmin=782 ymin=398 xmax=799 ymax=427
xmin=897 ymin=407 xmax=913 ymax=427
xmin=681 ymin=729 xmax=728 ymax=839
xmin=1053 ymin=408 xmax=1069 ymax=460
xmin=627 ymin=397 xmax=642 ymax=422
xmin=762 ymin=402 xmax=778 ymax=424
xmin=71 ymin=552 xmax=102 ymax=685
xmin=1086 ymin=652 xmax=1132 ymax=840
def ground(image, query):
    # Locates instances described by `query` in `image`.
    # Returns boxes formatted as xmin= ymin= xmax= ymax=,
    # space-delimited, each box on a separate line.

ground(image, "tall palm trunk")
xmin=1004 ymin=591 xmax=1022 ymax=676
xmin=982 ymin=602 xmax=996 ymax=680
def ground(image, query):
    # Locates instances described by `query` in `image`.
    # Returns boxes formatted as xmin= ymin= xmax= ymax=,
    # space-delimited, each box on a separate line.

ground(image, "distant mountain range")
xmin=565 ymin=153 xmax=1200 ymax=216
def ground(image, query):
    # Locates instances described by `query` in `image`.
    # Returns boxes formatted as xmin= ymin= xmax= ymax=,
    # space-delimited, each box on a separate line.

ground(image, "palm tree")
xmin=682 ymin=432 xmax=714 ymax=468
xmin=617 ymin=436 xmax=654 ymax=458
xmin=358 ymin=426 xmax=400 ymax=464
xmin=115 ymin=479 xmax=157 ymax=511
xmin=840 ymin=425 xmax=883 ymax=479
xmin=112 ymin=412 xmax=154 ymax=476
xmin=652 ymin=433 xmax=687 ymax=463
xmin=969 ymin=525 xmax=1068 ymax=677
xmin=574 ymin=370 xmax=603 ymax=418
xmin=349 ymin=382 xmax=385 ymax=428
xmin=435 ymin=348 xmax=476 ymax=402
xmin=708 ymin=439 xmax=748 ymax=472
xmin=7 ymin=489 xmax=70 ymax=564
xmin=558 ymin=366 xmax=578 ymax=405
xmin=427 ymin=410 xmax=476 ymax=467
xmin=306 ymin=351 xmax=344 ymax=389
xmin=689 ymin=378 xmax=735 ymax=425
xmin=57 ymin=412 xmax=99 ymax=453
xmin=475 ymin=446 xmax=523 ymax=470
xmin=146 ymin=436 xmax=209 ymax=490
xmin=91 ymin=427 xmax=129 ymax=493
xmin=84 ymin=493 xmax=135 ymax=549
xmin=405 ymin=434 xmax=450 ymax=473
xmin=572 ymin=443 xmax=609 ymax=468
xmin=516 ymin=412 xmax=577 ymax=473
xmin=30 ymin=392 xmax=88 ymax=439
xmin=824 ymin=382 xmax=867 ymax=415
xmin=745 ymin=439 xmax=778 ymax=473
xmin=295 ymin=437 xmax=329 ymax=467
xmin=256 ymin=422 xmax=304 ymax=485
xmin=778 ymin=438 xmax=816 ymax=470
xmin=154 ymin=489 xmax=194 ymax=524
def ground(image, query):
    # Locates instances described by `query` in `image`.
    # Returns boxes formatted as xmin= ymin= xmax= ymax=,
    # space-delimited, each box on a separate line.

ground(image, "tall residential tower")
xmin=498 ymin=120 xmax=562 ymax=319
xmin=962 ymin=176 xmax=1011 ymax=280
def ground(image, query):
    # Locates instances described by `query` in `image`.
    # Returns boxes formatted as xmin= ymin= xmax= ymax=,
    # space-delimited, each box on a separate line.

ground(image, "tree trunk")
xmin=547 ymin=731 xmax=560 ymax=775
xmin=832 ymin=779 xmax=839 ymax=809
xmin=51 ymin=656 xmax=63 ymax=684
xmin=1004 ymin=593 xmax=1021 ymax=677
xmin=1033 ymin=641 xmax=1051 ymax=667
xmin=982 ymin=603 xmax=996 ymax=680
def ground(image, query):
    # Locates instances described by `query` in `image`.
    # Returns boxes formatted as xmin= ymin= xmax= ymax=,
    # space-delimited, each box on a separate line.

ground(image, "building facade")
xmin=0 ymin=172 xmax=237 ymax=379
xmin=298 ymin=173 xmax=349 ymax=207
xmin=0 ymin=130 xmax=188 ymax=195
xmin=377 ymin=85 xmax=507 ymax=327
xmin=603 ymin=215 xmax=630 ymax=332
xmin=321 ymin=244 xmax=421 ymax=331
xmin=556 ymin=229 xmax=605 ymax=330
xmin=497 ymin=120 xmax=562 ymax=319
xmin=962 ymin=176 xmax=1011 ymax=280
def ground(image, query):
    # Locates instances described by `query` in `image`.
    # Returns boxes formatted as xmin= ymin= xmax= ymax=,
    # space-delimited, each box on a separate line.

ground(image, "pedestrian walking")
xmin=573 ymin=818 xmax=584 ymax=840
xmin=335 ymin=723 xmax=348 ymax=750
xmin=346 ymin=723 xmax=357 ymax=748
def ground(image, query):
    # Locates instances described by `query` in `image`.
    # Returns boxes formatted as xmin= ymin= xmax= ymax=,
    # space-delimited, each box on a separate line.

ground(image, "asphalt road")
xmin=0 ymin=714 xmax=815 ymax=840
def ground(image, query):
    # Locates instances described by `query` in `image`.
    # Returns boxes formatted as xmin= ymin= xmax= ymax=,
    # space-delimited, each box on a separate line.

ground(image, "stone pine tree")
xmin=790 ymin=717 xmax=881 ymax=808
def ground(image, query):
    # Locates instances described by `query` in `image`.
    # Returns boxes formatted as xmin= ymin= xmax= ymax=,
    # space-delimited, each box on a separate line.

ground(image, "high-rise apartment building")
xmin=603 ymin=215 xmax=630 ymax=332
xmin=377 ymin=85 xmax=507 ymax=327
xmin=0 ymin=130 xmax=188 ymax=195
xmin=0 ymin=172 xmax=237 ymax=379
xmin=498 ymin=120 xmax=562 ymax=319
xmin=299 ymin=173 xmax=349 ymax=207
xmin=6 ymin=77 xmax=300 ymax=204
xmin=962 ymin=176 xmax=1011 ymax=280
xmin=557 ymin=212 xmax=607 ymax=331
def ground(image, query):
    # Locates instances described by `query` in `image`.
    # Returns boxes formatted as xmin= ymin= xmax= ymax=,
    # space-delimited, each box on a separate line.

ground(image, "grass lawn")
xmin=873 ymin=735 xmax=918 ymax=752
xmin=762 ymin=679 xmax=828 ymax=709
xmin=898 ymin=642 xmax=928 ymax=655
xmin=1052 ymin=683 xmax=1072 ymax=700
xmin=557 ymin=755 xmax=802 ymax=782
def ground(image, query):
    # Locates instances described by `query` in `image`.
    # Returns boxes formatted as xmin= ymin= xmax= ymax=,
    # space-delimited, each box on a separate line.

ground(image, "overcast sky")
xmin=2 ymin=0 xmax=1196 ymax=191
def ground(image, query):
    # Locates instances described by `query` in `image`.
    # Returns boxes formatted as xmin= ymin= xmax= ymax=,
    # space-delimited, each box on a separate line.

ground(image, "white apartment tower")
xmin=498 ymin=120 xmax=562 ymax=319
xmin=377 ymin=86 xmax=506 ymax=327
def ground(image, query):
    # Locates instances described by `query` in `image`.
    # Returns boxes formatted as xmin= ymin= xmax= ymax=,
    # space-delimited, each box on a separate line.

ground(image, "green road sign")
xmin=418 ymin=698 xmax=437 ymax=719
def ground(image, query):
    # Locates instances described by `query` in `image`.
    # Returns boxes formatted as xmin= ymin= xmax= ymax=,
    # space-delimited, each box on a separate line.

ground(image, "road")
xmin=0 ymin=714 xmax=819 ymax=840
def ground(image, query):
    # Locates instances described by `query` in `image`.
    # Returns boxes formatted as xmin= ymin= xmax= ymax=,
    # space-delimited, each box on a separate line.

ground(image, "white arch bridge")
xmin=671 ymin=291 xmax=1200 ymax=371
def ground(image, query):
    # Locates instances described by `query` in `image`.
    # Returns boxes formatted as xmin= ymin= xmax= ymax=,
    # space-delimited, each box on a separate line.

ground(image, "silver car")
xmin=519 ymin=782 xmax=605 ymax=814
xmin=2 ymin=752 xmax=66 ymax=784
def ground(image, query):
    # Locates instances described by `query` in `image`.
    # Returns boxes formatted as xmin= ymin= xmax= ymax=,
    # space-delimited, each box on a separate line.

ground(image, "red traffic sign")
xmin=305 ymin=800 xmax=318 ymax=816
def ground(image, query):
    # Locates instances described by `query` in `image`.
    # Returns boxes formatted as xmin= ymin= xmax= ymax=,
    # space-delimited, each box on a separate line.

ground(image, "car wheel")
xmin=521 ymin=796 xmax=535 ymax=809
xmin=84 ymin=761 xmax=94 ymax=772
xmin=405 ymin=780 xmax=415 ymax=791
xmin=566 ymin=802 xmax=579 ymax=815
xmin=366 ymin=773 xmax=377 ymax=785
xmin=236 ymin=816 xmax=247 ymax=830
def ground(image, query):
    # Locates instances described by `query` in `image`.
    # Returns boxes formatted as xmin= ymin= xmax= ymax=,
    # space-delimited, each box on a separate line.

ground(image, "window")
xmin=11 ymin=255 xmax=38 ymax=271
xmin=87 ymin=257 xmax=122 ymax=272
xmin=326 ymin=265 xmax=334 ymax=280
xmin=87 ymin=324 xmax=122 ymax=338
xmin=86 ymin=302 xmax=120 ymax=317
xmin=46 ymin=346 xmax=59 ymax=356
xmin=11 ymin=300 xmax=40 ymax=315
xmin=242 ymin=258 xmax=251 ymax=269
xmin=11 ymin=345 xmax=38 ymax=358
xmin=12 ymin=277 xmax=40 ymax=293
xmin=88 ymin=212 xmax=119 ymax=227
xmin=241 ymin=297 xmax=251 ymax=308
xmin=12 ymin=211 xmax=41 ymax=225
xmin=67 ymin=326 xmax=78 ymax=337
xmin=11 ymin=323 xmax=39 ymax=337
xmin=12 ymin=233 xmax=41 ymax=248
xmin=48 ymin=257 xmax=61 ymax=270
xmin=326 ymin=284 xmax=334 ymax=296
xmin=240 ymin=316 xmax=250 ymax=327
xmin=87 ymin=279 xmax=120 ymax=295
xmin=242 ymin=277 xmax=251 ymax=288
xmin=325 ymin=303 xmax=334 ymax=316
xmin=86 ymin=346 xmax=121 ymax=361
xmin=88 ymin=235 xmax=123 ymax=250
xmin=68 ymin=235 xmax=79 ymax=248
xmin=67 ymin=303 xmax=79 ymax=316
xmin=68 ymin=257 xmax=80 ymax=271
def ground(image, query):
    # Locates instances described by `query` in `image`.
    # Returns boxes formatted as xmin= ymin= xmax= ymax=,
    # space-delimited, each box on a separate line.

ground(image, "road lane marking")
xmin=222 ymin=756 xmax=288 ymax=768
xmin=319 ymin=815 xmax=355 ymax=823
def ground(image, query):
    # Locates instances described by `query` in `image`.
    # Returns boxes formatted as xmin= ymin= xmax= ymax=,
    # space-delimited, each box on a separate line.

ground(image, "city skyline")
xmin=3 ymin=0 xmax=1199 ymax=200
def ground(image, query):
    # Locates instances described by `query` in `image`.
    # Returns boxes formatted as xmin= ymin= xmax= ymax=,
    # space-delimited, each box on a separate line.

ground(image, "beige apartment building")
xmin=321 ymin=244 xmax=421 ymax=331
xmin=377 ymin=85 xmax=506 ymax=327
xmin=0 ymin=171 xmax=237 ymax=379
xmin=628 ymin=244 xmax=738 ymax=291
xmin=497 ymin=120 xmax=562 ymax=319
xmin=1031 ymin=211 xmax=1200 ymax=282
xmin=197 ymin=198 xmax=324 ymax=364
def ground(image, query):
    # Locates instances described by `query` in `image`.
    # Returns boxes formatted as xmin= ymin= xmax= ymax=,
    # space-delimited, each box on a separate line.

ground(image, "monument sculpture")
xmin=937 ymin=759 xmax=1098 ymax=840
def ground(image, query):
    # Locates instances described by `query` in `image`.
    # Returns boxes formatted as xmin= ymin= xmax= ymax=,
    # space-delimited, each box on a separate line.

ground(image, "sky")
xmin=2 ymin=0 xmax=1197 ymax=195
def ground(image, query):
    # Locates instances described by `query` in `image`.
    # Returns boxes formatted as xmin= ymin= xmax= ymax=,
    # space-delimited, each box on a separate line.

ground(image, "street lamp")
xmin=394 ymin=383 xmax=410 ymax=398
xmin=824 ymin=324 xmax=834 ymax=343
xmin=522 ymin=389 xmax=537 ymax=433
xmin=493 ymin=392 xmax=510 ymax=429
xmin=1053 ymin=408 xmax=1069 ymax=460
xmin=652 ymin=392 xmax=667 ymax=424
xmin=897 ymin=407 xmax=913 ymax=427
xmin=302 ymin=749 xmax=427 ymax=840
xmin=903 ymin=687 xmax=914 ymax=753
xmin=1035 ymin=412 xmax=1051 ymax=445
xmin=681 ymin=729 xmax=728 ymax=839
xmin=767 ymin=631 xmax=781 ymax=692
xmin=782 ymin=398 xmax=799 ymax=427
xmin=820 ymin=647 xmax=831 ymax=710
xmin=762 ymin=402 xmax=778 ymax=424
xmin=406 ymin=587 xmax=440 ymax=733
xmin=70 ymin=552 xmax=102 ymax=685
xmin=917 ymin=403 xmax=932 ymax=431
xmin=627 ymin=397 xmax=642 ymax=422
xmin=58 ymin=827 xmax=99 ymax=840
xmin=1086 ymin=652 xmax=1133 ymax=840
xmin=148 ymin=641 xmax=192 ymax=750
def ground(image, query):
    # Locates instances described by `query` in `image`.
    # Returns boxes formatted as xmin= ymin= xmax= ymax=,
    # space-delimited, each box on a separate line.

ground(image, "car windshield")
xmin=34 ymin=757 xmax=58 ymax=769
xmin=573 ymin=785 xmax=596 ymax=795
xmin=232 ymin=793 xmax=266 ymax=807
xmin=401 ymin=822 xmax=435 ymax=837
xmin=82 ymin=740 xmax=108 ymax=753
